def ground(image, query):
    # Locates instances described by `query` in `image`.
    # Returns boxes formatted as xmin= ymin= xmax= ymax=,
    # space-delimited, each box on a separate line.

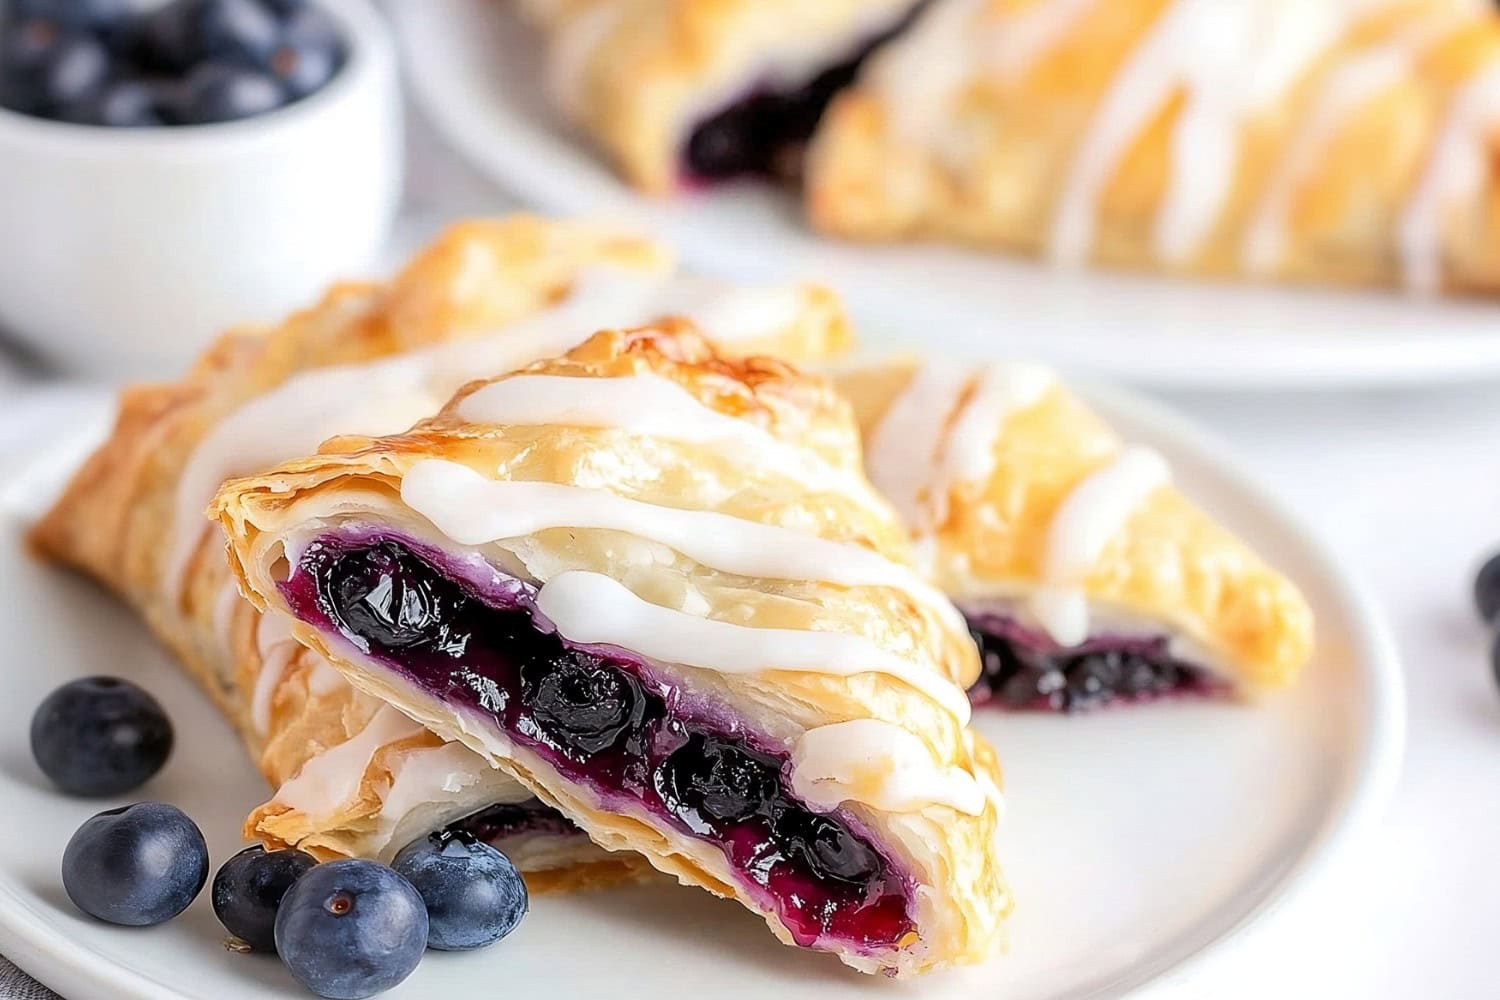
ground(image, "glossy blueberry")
xmin=656 ymin=733 xmax=777 ymax=826
xmin=212 ymin=844 xmax=318 ymax=952
xmin=786 ymin=812 xmax=882 ymax=885
xmin=1475 ymin=552 xmax=1500 ymax=625
xmin=327 ymin=541 xmax=451 ymax=651
xmin=392 ymin=830 xmax=528 ymax=951
xmin=62 ymin=803 xmax=208 ymax=926
xmin=31 ymin=676 xmax=174 ymax=796
xmin=275 ymin=859 xmax=427 ymax=999
xmin=519 ymin=655 xmax=647 ymax=758
xmin=172 ymin=61 xmax=282 ymax=123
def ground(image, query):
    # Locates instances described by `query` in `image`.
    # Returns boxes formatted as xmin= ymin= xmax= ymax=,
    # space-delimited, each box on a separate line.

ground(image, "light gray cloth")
xmin=0 ymin=956 xmax=59 ymax=1000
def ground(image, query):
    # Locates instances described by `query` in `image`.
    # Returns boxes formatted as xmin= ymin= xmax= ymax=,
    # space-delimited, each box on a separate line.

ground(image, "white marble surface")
xmin=1 ymin=112 xmax=1492 ymax=1000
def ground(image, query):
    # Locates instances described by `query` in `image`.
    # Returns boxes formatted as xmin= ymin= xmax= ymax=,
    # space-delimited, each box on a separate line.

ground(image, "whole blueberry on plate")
xmin=275 ymin=859 xmax=427 ymax=999
xmin=212 ymin=844 xmax=318 ymax=952
xmin=62 ymin=802 xmax=208 ymax=926
xmin=1475 ymin=551 xmax=1500 ymax=626
xmin=31 ymin=676 xmax=173 ymax=796
xmin=392 ymin=829 xmax=528 ymax=951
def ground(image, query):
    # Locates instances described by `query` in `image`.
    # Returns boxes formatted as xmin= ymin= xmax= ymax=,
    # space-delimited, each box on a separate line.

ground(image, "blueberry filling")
xmin=681 ymin=1 xmax=929 ymax=183
xmin=964 ymin=612 xmax=1221 ymax=713
xmin=281 ymin=535 xmax=914 ymax=951
xmin=448 ymin=801 xmax=582 ymax=843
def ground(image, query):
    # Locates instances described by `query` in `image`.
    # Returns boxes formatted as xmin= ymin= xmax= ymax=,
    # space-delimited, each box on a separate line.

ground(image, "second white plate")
xmin=396 ymin=0 xmax=1500 ymax=391
xmin=0 ymin=383 xmax=1403 ymax=999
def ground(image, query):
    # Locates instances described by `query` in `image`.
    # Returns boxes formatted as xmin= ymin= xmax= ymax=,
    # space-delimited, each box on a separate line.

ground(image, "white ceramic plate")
xmin=394 ymin=0 xmax=1500 ymax=391
xmin=0 ymin=384 xmax=1402 ymax=1000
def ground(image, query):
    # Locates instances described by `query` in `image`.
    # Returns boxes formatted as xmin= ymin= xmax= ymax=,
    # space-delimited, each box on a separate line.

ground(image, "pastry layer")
xmin=522 ymin=0 xmax=927 ymax=192
xmin=29 ymin=215 xmax=851 ymax=867
xmin=213 ymin=323 xmax=1011 ymax=977
xmin=808 ymin=0 xmax=1500 ymax=293
xmin=832 ymin=356 xmax=1314 ymax=697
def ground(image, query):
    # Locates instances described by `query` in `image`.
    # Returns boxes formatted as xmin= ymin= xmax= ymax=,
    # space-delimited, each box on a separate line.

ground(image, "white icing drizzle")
xmin=1398 ymin=62 xmax=1500 ymax=293
xmin=1029 ymin=446 xmax=1171 ymax=645
xmin=865 ymin=360 xmax=1054 ymax=537
xmin=869 ymin=0 xmax=1096 ymax=146
xmin=453 ymin=372 xmax=870 ymax=502
xmin=534 ymin=570 xmax=974 ymax=722
xmin=163 ymin=268 xmax=812 ymax=599
xmin=251 ymin=613 xmax=299 ymax=735
xmin=790 ymin=719 xmax=988 ymax=816
xmin=399 ymin=459 xmax=969 ymax=655
xmin=377 ymin=742 xmax=493 ymax=822
xmin=402 ymin=460 xmax=907 ymax=588
xmin=1050 ymin=0 xmax=1348 ymax=266
xmin=928 ymin=363 xmax=1054 ymax=527
xmin=1243 ymin=10 xmax=1471 ymax=274
xmin=272 ymin=705 xmax=426 ymax=815
xmin=864 ymin=360 xmax=974 ymax=527
xmin=212 ymin=579 xmax=243 ymax=642
xmin=546 ymin=0 xmax=628 ymax=117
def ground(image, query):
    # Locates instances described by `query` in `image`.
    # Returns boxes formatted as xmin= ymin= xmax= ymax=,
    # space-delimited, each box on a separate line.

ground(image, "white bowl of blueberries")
xmin=34 ymin=674 xmax=528 ymax=998
xmin=0 ymin=0 xmax=401 ymax=378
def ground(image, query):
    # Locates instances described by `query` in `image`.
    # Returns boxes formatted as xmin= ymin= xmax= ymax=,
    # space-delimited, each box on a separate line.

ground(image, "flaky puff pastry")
xmin=213 ymin=323 xmax=1010 ymax=977
xmin=29 ymin=215 xmax=851 ymax=872
xmin=809 ymin=0 xmax=1500 ymax=294
xmin=519 ymin=0 xmax=924 ymax=192
xmin=833 ymin=357 xmax=1314 ymax=693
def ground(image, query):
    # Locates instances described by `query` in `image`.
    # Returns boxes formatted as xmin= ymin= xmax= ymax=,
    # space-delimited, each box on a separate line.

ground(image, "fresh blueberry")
xmin=0 ymin=16 xmax=67 ymax=114
xmin=31 ymin=676 xmax=174 ymax=796
xmin=198 ymin=0 xmax=281 ymax=65
xmin=61 ymin=803 xmax=208 ymax=926
xmin=172 ymin=61 xmax=281 ymax=123
xmin=265 ymin=31 xmax=337 ymax=100
xmin=63 ymin=78 xmax=165 ymax=126
xmin=262 ymin=0 xmax=309 ymax=15
xmin=1475 ymin=552 xmax=1500 ymax=625
xmin=38 ymin=32 xmax=109 ymax=111
xmin=275 ymin=859 xmax=427 ymax=999
xmin=212 ymin=844 xmax=318 ymax=952
xmin=392 ymin=830 xmax=528 ymax=952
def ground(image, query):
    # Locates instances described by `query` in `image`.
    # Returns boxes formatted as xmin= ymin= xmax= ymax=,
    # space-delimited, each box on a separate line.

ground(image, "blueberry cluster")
xmin=0 ymin=0 xmax=344 ymax=127
xmin=32 ymin=676 xmax=529 ymax=999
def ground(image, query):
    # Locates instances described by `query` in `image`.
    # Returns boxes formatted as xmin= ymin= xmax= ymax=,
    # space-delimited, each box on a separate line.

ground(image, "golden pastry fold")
xmin=29 ymin=215 xmax=850 ymax=873
xmin=213 ymin=323 xmax=1010 ymax=977
xmin=519 ymin=0 xmax=927 ymax=191
xmin=833 ymin=356 xmax=1315 ymax=711
xmin=809 ymin=0 xmax=1500 ymax=293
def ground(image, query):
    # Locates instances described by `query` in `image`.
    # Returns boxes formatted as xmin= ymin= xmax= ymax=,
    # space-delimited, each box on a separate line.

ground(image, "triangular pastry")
xmin=214 ymin=323 xmax=1010 ymax=976
xmin=809 ymin=0 xmax=1500 ymax=292
xmin=833 ymin=357 xmax=1314 ymax=711
xmin=519 ymin=0 xmax=929 ymax=191
xmin=30 ymin=216 xmax=849 ymax=877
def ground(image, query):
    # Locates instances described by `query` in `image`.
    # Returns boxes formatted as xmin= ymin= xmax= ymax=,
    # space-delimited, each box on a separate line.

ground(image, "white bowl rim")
xmin=0 ymin=0 xmax=392 ymax=158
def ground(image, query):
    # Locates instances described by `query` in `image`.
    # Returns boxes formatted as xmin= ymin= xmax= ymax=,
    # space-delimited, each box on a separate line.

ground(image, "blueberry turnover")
xmin=212 ymin=324 xmax=1010 ymax=976
xmin=29 ymin=216 xmax=851 ymax=880
xmin=833 ymin=358 xmax=1315 ymax=712
xmin=516 ymin=0 xmax=930 ymax=192
xmin=808 ymin=0 xmax=1500 ymax=293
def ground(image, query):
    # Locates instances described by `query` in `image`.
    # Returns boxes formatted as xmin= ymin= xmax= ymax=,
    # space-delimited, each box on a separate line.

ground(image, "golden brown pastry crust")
xmin=29 ymin=215 xmax=851 ymax=869
xmin=521 ymin=0 xmax=923 ymax=192
xmin=833 ymin=356 xmax=1314 ymax=690
xmin=213 ymin=323 xmax=1010 ymax=977
xmin=808 ymin=0 xmax=1500 ymax=294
